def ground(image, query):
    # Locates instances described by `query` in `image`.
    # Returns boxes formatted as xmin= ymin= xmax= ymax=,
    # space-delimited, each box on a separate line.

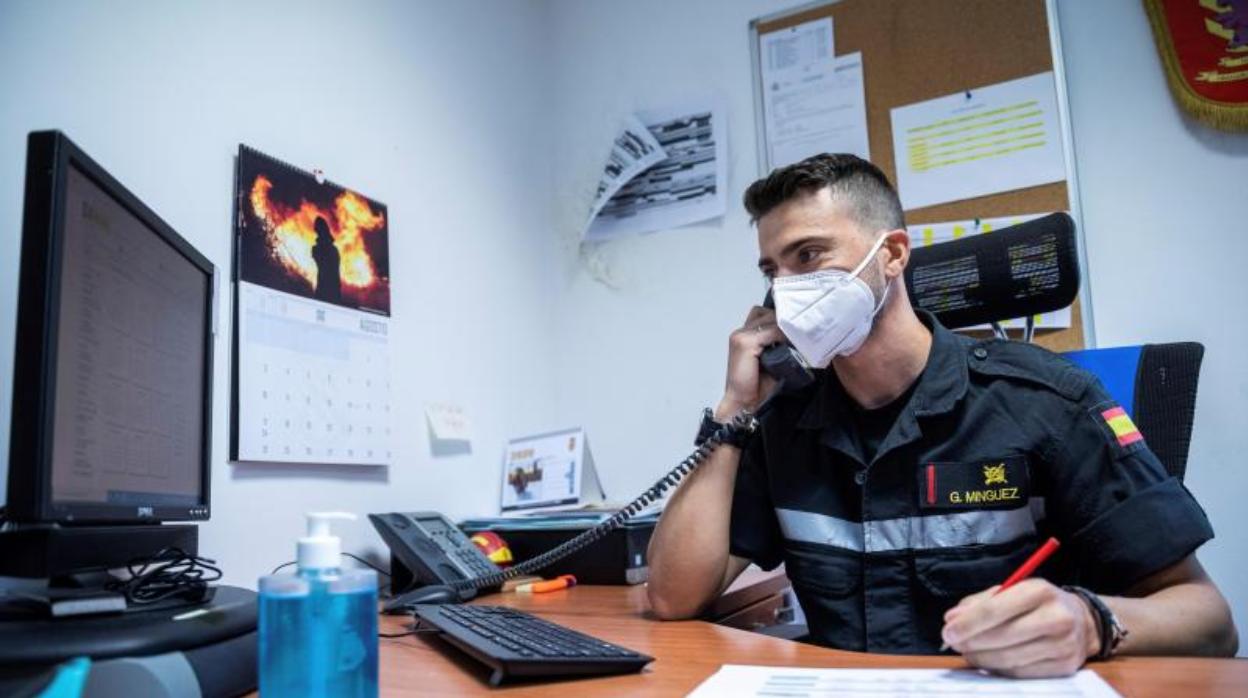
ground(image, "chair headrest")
xmin=903 ymin=212 xmax=1080 ymax=330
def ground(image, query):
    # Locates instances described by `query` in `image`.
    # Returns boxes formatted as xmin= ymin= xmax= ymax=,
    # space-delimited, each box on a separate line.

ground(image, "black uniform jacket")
xmin=729 ymin=311 xmax=1213 ymax=654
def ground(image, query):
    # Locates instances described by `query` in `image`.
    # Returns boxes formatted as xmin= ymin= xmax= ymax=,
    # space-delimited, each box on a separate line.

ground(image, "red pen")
xmin=940 ymin=537 xmax=1061 ymax=651
xmin=998 ymin=537 xmax=1061 ymax=592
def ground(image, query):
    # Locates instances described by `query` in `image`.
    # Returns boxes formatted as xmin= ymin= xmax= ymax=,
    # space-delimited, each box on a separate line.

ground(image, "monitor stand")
xmin=0 ymin=523 xmax=199 ymax=579
xmin=0 ymin=584 xmax=257 ymax=664
xmin=0 ymin=523 xmax=207 ymax=618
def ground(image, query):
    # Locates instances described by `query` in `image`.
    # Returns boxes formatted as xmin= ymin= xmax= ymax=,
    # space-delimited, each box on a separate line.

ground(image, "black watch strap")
xmin=1064 ymin=585 xmax=1127 ymax=660
xmin=695 ymin=408 xmax=750 ymax=448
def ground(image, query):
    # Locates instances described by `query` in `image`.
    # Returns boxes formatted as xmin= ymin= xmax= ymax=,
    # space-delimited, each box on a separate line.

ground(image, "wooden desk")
xmin=377 ymin=580 xmax=1248 ymax=696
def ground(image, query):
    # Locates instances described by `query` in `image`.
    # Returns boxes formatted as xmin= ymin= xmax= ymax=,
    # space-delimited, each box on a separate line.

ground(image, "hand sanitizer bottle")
xmin=259 ymin=512 xmax=379 ymax=697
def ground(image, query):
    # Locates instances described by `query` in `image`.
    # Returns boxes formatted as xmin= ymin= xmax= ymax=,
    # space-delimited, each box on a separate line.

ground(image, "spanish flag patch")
xmin=1101 ymin=405 xmax=1143 ymax=447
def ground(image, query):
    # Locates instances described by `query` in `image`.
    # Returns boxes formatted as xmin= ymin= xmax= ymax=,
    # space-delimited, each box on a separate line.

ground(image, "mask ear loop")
xmin=848 ymin=231 xmax=891 ymax=280
xmin=850 ymin=232 xmax=893 ymax=314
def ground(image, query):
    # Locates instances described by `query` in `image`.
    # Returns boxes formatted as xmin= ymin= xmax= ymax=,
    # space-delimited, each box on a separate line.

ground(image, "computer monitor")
xmin=4 ymin=130 xmax=214 ymax=527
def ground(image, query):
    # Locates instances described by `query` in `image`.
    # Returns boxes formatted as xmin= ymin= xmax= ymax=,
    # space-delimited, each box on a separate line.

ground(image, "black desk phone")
xmin=368 ymin=512 xmax=498 ymax=608
xmin=371 ymin=291 xmax=811 ymax=613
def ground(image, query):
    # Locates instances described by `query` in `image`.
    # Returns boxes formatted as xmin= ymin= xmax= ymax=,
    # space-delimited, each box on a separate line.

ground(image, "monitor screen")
xmin=47 ymin=164 xmax=209 ymax=511
xmin=6 ymin=131 xmax=214 ymax=523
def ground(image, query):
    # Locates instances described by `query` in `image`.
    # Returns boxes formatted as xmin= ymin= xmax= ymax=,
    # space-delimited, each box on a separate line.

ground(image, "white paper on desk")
xmin=425 ymin=402 xmax=473 ymax=442
xmin=584 ymin=99 xmax=727 ymax=241
xmin=583 ymin=114 xmax=669 ymax=238
xmin=686 ymin=666 xmax=1122 ymax=698
xmin=890 ymin=72 xmax=1066 ymax=211
xmin=907 ymin=212 xmax=1071 ymax=330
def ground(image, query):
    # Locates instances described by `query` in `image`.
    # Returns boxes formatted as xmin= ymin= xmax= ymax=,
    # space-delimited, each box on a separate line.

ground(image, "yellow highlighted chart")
xmin=890 ymin=72 xmax=1067 ymax=211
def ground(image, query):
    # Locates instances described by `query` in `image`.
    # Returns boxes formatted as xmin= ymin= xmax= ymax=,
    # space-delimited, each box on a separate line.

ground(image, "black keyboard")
xmin=411 ymin=604 xmax=653 ymax=686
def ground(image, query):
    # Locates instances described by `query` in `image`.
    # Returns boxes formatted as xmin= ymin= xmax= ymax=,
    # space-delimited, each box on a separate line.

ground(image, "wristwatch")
xmin=1064 ymin=585 xmax=1128 ymax=660
xmin=694 ymin=408 xmax=752 ymax=449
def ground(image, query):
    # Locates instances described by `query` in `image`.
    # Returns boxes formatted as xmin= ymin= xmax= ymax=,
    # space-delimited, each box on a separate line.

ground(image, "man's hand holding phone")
xmin=718 ymin=305 xmax=785 ymax=421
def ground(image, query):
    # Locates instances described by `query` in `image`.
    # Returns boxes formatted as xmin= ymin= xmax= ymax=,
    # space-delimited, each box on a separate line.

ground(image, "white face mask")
xmin=771 ymin=233 xmax=890 ymax=368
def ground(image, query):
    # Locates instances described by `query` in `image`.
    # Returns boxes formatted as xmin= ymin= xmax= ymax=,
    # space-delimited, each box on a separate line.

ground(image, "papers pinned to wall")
xmin=907 ymin=212 xmax=1072 ymax=330
xmin=585 ymin=115 xmax=667 ymax=232
xmin=890 ymin=72 xmax=1067 ymax=211
xmin=758 ymin=16 xmax=870 ymax=169
xmin=583 ymin=101 xmax=727 ymax=241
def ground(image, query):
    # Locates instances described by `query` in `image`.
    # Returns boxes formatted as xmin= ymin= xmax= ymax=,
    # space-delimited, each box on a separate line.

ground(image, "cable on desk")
xmin=379 ymin=614 xmax=439 ymax=639
xmin=107 ymin=547 xmax=222 ymax=605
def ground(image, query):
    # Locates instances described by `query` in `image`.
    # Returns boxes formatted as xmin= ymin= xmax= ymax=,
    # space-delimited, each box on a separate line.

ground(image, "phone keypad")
xmin=414 ymin=515 xmax=498 ymax=577
xmin=453 ymin=547 xmax=497 ymax=576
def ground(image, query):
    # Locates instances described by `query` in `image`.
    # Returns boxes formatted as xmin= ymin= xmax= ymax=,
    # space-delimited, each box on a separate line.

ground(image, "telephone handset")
xmin=371 ymin=294 xmax=811 ymax=612
xmin=759 ymin=290 xmax=815 ymax=395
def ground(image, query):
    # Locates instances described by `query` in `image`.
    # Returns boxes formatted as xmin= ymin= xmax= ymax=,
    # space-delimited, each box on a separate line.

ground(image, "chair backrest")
xmin=904 ymin=212 xmax=1080 ymax=331
xmin=1064 ymin=343 xmax=1205 ymax=482
xmin=905 ymin=213 xmax=1203 ymax=481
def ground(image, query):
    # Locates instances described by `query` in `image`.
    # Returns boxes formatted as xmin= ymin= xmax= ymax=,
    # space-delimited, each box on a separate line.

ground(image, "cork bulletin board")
xmin=751 ymin=0 xmax=1090 ymax=351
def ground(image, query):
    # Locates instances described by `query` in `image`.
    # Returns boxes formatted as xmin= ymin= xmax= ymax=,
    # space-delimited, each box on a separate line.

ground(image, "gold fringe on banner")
xmin=1143 ymin=0 xmax=1248 ymax=132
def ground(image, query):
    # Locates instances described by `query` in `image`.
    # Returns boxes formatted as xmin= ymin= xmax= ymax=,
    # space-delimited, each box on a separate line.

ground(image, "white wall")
xmin=543 ymin=0 xmax=1246 ymax=653
xmin=0 ymin=0 xmax=561 ymax=587
xmin=1056 ymin=0 xmax=1248 ymax=653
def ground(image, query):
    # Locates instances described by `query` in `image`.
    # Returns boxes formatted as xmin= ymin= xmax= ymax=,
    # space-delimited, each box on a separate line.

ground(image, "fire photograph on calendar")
xmin=234 ymin=145 xmax=391 ymax=316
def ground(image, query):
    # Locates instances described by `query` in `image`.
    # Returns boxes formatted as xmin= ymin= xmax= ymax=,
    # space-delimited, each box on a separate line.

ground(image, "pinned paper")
xmin=425 ymin=403 xmax=473 ymax=443
xmin=758 ymin=15 xmax=871 ymax=169
xmin=583 ymin=99 xmax=728 ymax=241
xmin=890 ymin=72 xmax=1066 ymax=211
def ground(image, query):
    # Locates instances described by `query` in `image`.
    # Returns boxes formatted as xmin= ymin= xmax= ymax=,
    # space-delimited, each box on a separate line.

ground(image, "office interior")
xmin=0 ymin=0 xmax=1245 ymax=692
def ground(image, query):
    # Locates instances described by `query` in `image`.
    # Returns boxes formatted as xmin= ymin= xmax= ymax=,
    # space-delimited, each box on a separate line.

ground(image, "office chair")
xmin=903 ymin=212 xmax=1082 ymax=341
xmin=1064 ymin=343 xmax=1204 ymax=482
xmin=905 ymin=212 xmax=1204 ymax=481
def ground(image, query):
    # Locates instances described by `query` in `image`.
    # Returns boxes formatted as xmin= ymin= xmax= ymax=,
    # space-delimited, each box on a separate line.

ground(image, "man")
xmin=646 ymin=154 xmax=1237 ymax=677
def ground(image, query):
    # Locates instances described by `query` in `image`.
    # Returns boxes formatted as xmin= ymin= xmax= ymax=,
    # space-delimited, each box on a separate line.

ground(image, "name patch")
xmin=920 ymin=456 xmax=1030 ymax=510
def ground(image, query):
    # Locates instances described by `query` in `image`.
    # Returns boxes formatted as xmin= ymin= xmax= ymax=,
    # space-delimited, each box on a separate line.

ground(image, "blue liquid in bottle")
xmin=259 ymin=568 xmax=378 ymax=698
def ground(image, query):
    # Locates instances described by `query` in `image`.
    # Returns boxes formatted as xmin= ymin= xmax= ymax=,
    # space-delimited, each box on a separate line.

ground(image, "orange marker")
xmin=941 ymin=538 xmax=1061 ymax=651
xmin=515 ymin=574 xmax=576 ymax=594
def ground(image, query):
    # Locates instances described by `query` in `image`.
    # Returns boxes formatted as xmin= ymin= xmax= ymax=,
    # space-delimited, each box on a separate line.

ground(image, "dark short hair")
xmin=742 ymin=153 xmax=904 ymax=234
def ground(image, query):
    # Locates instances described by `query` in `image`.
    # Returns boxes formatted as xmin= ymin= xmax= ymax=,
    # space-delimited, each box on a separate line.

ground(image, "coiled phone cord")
xmin=447 ymin=410 xmax=761 ymax=593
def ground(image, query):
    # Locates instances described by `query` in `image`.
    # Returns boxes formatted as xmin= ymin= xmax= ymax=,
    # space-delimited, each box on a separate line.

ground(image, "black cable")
xmin=108 ymin=547 xmax=222 ymax=605
xmin=448 ymin=411 xmax=761 ymax=593
xmin=379 ymin=613 xmax=439 ymax=639
xmin=270 ymin=560 xmax=297 ymax=575
xmin=342 ymin=552 xmax=390 ymax=578
xmin=270 ymin=553 xmax=390 ymax=577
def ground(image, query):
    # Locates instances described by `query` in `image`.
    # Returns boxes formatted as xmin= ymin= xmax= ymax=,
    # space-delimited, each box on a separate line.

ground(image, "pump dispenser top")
xmin=298 ymin=511 xmax=355 ymax=571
